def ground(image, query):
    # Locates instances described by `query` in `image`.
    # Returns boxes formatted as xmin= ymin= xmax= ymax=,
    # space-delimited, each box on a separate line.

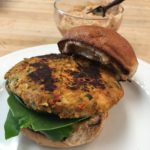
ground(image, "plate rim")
xmin=0 ymin=44 xmax=57 ymax=61
xmin=0 ymin=44 xmax=149 ymax=67
xmin=0 ymin=43 xmax=150 ymax=93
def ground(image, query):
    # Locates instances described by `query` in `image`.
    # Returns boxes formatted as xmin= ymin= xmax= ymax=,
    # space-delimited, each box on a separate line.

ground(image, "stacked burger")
xmin=4 ymin=26 xmax=138 ymax=148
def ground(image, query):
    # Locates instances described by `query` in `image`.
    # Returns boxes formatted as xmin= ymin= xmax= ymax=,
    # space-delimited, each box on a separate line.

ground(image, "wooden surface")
xmin=0 ymin=0 xmax=150 ymax=63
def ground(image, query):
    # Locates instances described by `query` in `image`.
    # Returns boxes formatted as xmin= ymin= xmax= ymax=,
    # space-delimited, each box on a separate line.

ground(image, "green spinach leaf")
xmin=40 ymin=126 xmax=73 ymax=141
xmin=8 ymin=94 xmax=87 ymax=131
xmin=5 ymin=94 xmax=88 ymax=140
xmin=4 ymin=110 xmax=19 ymax=139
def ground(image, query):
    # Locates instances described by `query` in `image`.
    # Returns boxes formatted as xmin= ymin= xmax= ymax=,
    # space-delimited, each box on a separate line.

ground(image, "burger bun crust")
xmin=58 ymin=26 xmax=138 ymax=80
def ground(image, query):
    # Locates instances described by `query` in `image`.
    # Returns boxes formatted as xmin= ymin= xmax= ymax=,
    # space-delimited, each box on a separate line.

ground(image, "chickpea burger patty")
xmin=5 ymin=54 xmax=123 ymax=118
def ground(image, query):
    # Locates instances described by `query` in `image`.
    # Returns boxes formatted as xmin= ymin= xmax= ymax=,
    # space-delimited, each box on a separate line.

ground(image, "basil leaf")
xmin=4 ymin=110 xmax=20 ymax=139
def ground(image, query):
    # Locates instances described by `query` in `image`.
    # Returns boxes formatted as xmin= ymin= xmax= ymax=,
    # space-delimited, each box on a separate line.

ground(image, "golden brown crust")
xmin=58 ymin=25 xmax=138 ymax=80
xmin=5 ymin=54 xmax=123 ymax=118
xmin=21 ymin=113 xmax=107 ymax=148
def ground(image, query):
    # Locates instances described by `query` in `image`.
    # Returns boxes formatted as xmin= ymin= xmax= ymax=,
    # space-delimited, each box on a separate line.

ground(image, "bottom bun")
xmin=21 ymin=113 xmax=107 ymax=148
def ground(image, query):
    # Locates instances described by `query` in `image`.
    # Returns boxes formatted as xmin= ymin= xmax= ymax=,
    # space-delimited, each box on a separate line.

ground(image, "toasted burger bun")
xmin=21 ymin=113 xmax=107 ymax=148
xmin=58 ymin=26 xmax=138 ymax=80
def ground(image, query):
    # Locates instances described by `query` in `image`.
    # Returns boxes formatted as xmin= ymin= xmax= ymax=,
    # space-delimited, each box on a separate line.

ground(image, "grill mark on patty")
xmin=28 ymin=62 xmax=57 ymax=92
xmin=36 ymin=54 xmax=68 ymax=59
xmin=66 ymin=61 xmax=106 ymax=91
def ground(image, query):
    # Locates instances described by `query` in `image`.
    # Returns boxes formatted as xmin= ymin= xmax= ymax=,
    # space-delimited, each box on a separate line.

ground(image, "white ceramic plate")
xmin=0 ymin=44 xmax=150 ymax=150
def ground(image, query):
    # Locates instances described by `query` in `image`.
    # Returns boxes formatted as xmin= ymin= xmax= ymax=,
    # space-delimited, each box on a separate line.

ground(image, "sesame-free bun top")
xmin=58 ymin=26 xmax=138 ymax=80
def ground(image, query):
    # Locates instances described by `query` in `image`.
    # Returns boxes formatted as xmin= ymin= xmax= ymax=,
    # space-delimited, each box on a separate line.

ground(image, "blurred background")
xmin=0 ymin=0 xmax=149 ymax=63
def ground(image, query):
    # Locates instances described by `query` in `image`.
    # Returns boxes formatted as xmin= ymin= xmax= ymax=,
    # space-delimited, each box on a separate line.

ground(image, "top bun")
xmin=58 ymin=26 xmax=138 ymax=80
